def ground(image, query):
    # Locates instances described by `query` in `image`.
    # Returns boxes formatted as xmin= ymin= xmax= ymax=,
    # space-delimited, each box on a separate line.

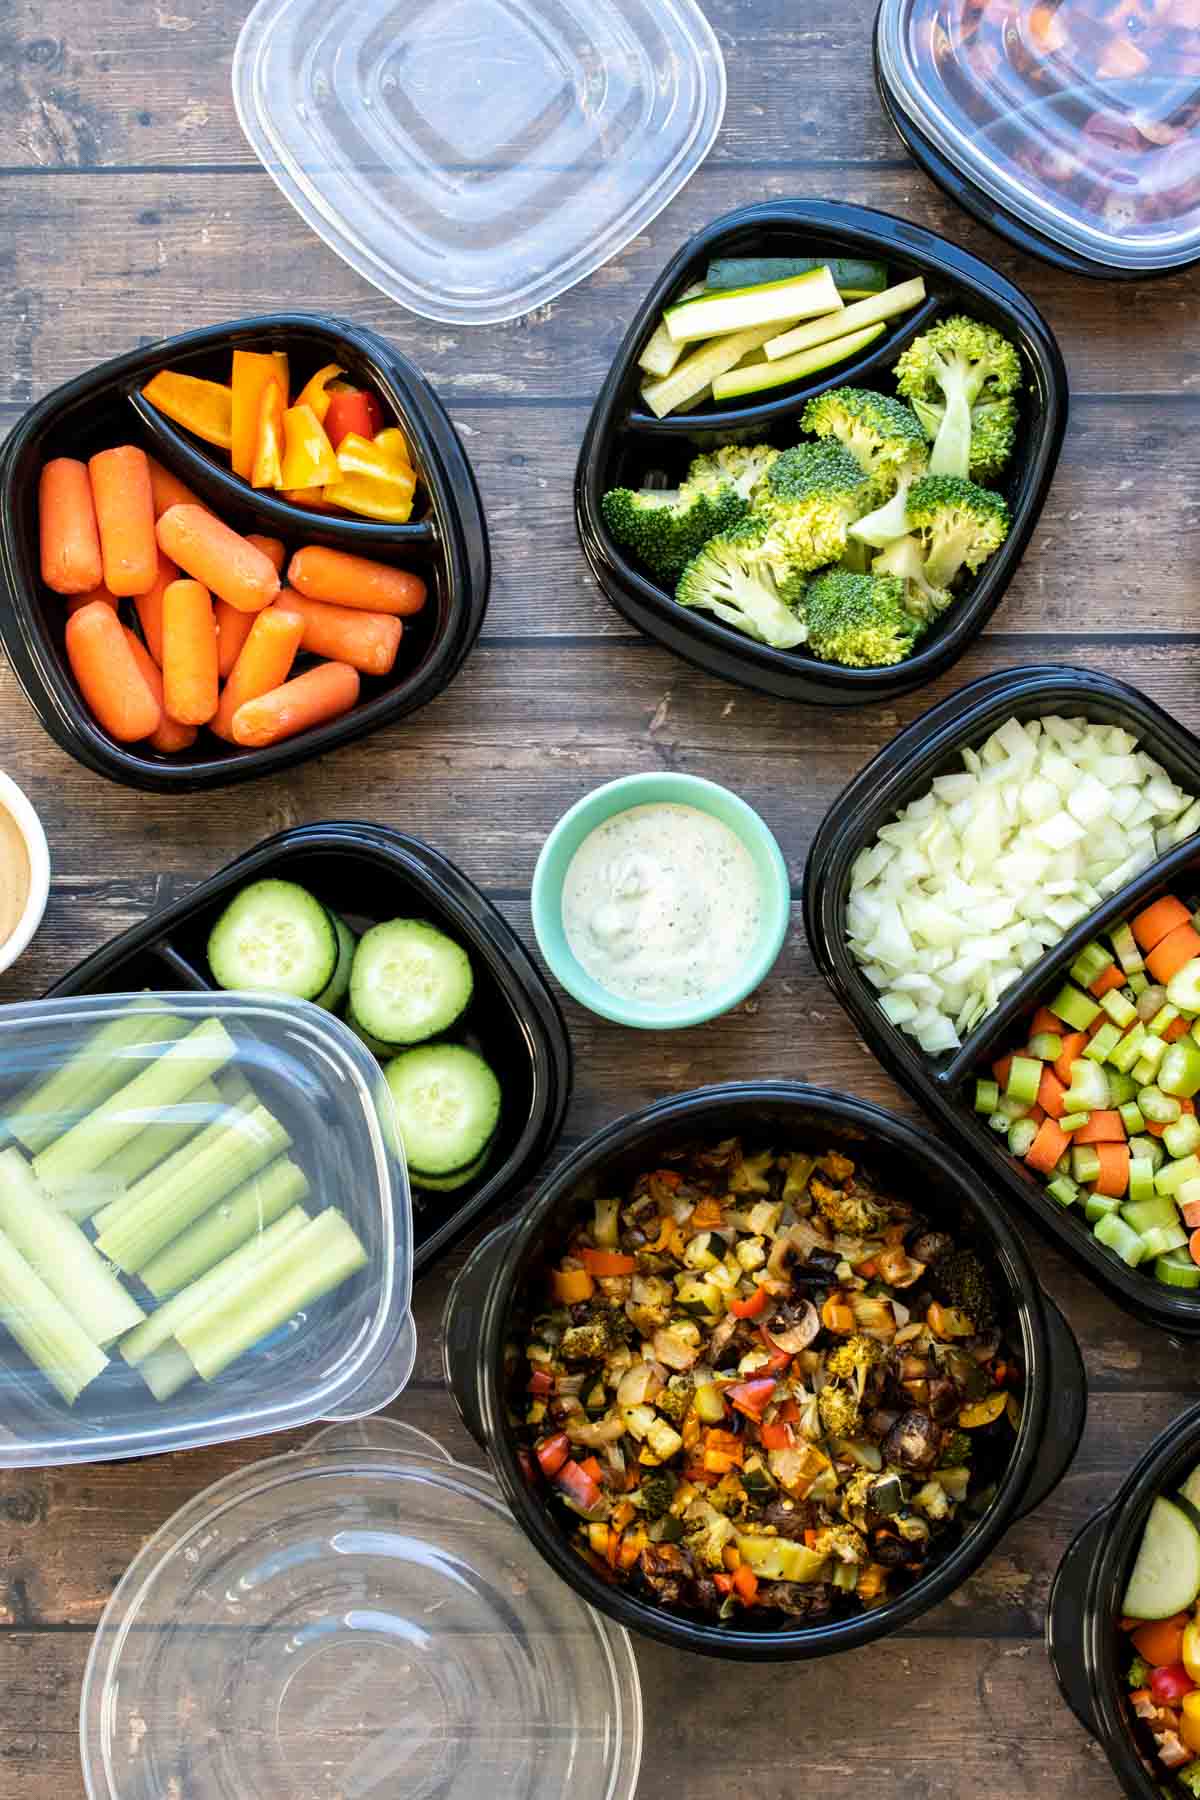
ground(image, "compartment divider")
xmin=149 ymin=941 xmax=217 ymax=992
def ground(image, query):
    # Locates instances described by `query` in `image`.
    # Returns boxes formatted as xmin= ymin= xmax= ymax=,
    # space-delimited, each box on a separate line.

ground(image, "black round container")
xmin=575 ymin=199 xmax=1067 ymax=709
xmin=443 ymin=1081 xmax=1086 ymax=1659
xmin=1048 ymin=1402 xmax=1200 ymax=1795
xmin=0 ymin=314 xmax=490 ymax=792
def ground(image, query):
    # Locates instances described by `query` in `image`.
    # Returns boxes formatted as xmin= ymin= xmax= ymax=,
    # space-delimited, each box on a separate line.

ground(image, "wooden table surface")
xmin=1 ymin=0 xmax=1197 ymax=1792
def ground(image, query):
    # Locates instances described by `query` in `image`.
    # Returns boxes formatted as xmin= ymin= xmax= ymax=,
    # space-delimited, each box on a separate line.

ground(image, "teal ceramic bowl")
xmin=531 ymin=772 xmax=791 ymax=1030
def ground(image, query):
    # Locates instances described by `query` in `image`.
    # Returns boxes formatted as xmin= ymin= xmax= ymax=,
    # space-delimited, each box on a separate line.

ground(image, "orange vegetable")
xmin=132 ymin=549 xmax=180 ymax=666
xmin=283 ymin=592 xmax=403 ymax=677
xmin=578 ymin=1249 xmax=637 ymax=1276
xmin=295 ymin=363 xmax=343 ymax=424
xmin=88 ymin=446 xmax=159 ymax=596
xmin=992 ymin=1054 xmax=1013 ymax=1089
xmin=250 ymin=380 xmax=286 ymax=489
xmin=287 ymin=545 xmax=427 ymax=615
xmin=550 ymin=1266 xmax=594 ymax=1304
xmin=1131 ymin=1617 xmax=1189 ymax=1666
xmin=1054 ymin=1032 xmax=1089 ymax=1087
xmin=1133 ymin=896 xmax=1191 ymax=951
xmin=208 ymin=605 xmax=305 ymax=741
xmin=140 ymin=370 xmax=233 ymax=450
xmin=39 ymin=458 xmax=103 ymax=594
xmin=230 ymin=350 xmax=289 ymax=480
xmin=1147 ymin=923 xmax=1200 ymax=984
xmin=122 ymin=628 xmax=198 ymax=755
xmin=732 ymin=1563 xmax=758 ymax=1604
xmin=1090 ymin=964 xmax=1127 ymax=999
xmin=690 ymin=1197 xmax=724 ymax=1229
xmin=245 ymin=534 xmax=286 ymax=573
xmin=1073 ymin=1110 xmax=1127 ymax=1144
xmin=157 ymin=505 xmax=281 ymax=614
xmin=821 ymin=1296 xmax=855 ymax=1333
xmin=279 ymin=487 xmax=339 ymax=512
xmin=1092 ymin=1142 xmax=1131 ymax=1198
xmin=214 ymin=598 xmax=255 ymax=680
xmin=162 ymin=579 xmax=219 ymax=726
xmin=146 ymin=455 xmax=208 ymax=519
xmin=66 ymin=584 xmax=117 ymax=616
xmin=280 ymin=404 xmax=339 ymax=489
xmin=64 ymin=600 xmax=162 ymax=743
xmin=1181 ymin=1199 xmax=1200 ymax=1230
xmin=1030 ymin=1006 xmax=1063 ymax=1037
xmin=230 ymin=661 xmax=360 ymax=748
xmin=1025 ymin=1117 xmax=1069 ymax=1175
xmin=1191 ymin=1228 xmax=1200 ymax=1269
xmin=1166 ymin=1017 xmax=1192 ymax=1042
xmin=1037 ymin=1067 xmax=1067 ymax=1120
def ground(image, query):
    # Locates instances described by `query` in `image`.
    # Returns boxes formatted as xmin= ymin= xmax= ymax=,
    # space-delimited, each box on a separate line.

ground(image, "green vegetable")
xmin=1109 ymin=1022 xmax=1148 ymax=1073
xmin=664 ymin=266 xmax=843 ymax=344
xmin=0 ymin=1224 xmax=108 ymax=1405
xmin=1070 ymin=941 xmax=1113 ymax=989
xmin=1046 ymin=1175 xmax=1079 ymax=1207
xmin=1161 ymin=1039 xmax=1200 ymax=1099
xmin=1084 ymin=1021 xmax=1123 ymax=1063
xmin=1140 ymin=1085 xmax=1182 ymax=1126
xmin=1008 ymin=1118 xmax=1038 ymax=1158
xmin=641 ymin=322 xmax=784 ymax=418
xmin=1155 ymin=1153 xmax=1200 ymax=1196
xmin=1049 ymin=984 xmax=1102 ymax=1032
xmin=1111 ymin=921 xmax=1145 ymax=976
xmin=893 ymin=314 xmax=1022 ymax=480
xmin=4 ymin=1010 xmax=185 ymax=1156
xmin=904 ymin=474 xmax=1011 ymax=590
xmin=207 ymin=879 xmax=338 ymax=1000
xmin=1126 ymin=1653 xmax=1151 ymax=1688
xmin=974 ymin=1078 xmax=1000 ymax=1114
xmin=1167 ymin=958 xmax=1200 ymax=1016
xmin=685 ymin=444 xmax=782 ymax=505
xmin=1065 ymin=1060 xmax=1110 ymax=1111
xmin=869 ymin=534 xmax=953 ymax=622
xmin=637 ymin=282 xmax=705 ymax=377
xmin=705 ymin=255 xmax=888 ymax=296
xmin=1165 ymin=1113 xmax=1200 ymax=1160
xmin=758 ymin=442 xmax=875 ymax=571
xmin=1122 ymin=1495 xmax=1200 ymax=1618
xmin=763 ymin=278 xmax=927 ymax=363
xmin=1127 ymin=1157 xmax=1157 ymax=1207
xmin=1121 ymin=1193 xmax=1179 ymax=1235
xmin=674 ymin=520 xmax=807 ymax=650
xmin=138 ymin=1155 xmax=310 ymax=1297
xmin=0 ymin=1149 xmax=143 ymax=1346
xmin=1084 ymin=1191 xmax=1121 ymax=1223
xmin=804 ymin=569 xmax=922 ymax=669
xmin=600 ymin=483 xmax=748 ymax=584
xmin=1071 ymin=1145 xmax=1103 ymax=1185
xmin=711 ymin=322 xmax=886 ymax=403
xmin=910 ymin=393 xmax=1019 ymax=484
xmin=1175 ymin=1760 xmax=1200 ymax=1797
xmin=1156 ymin=1251 xmax=1200 ymax=1289
xmin=1093 ymin=1212 xmax=1146 ymax=1266
xmin=1101 ymin=988 xmax=1138 ymax=1029
xmin=801 ymin=387 xmax=928 ymax=532
xmin=1119 ymin=1102 xmax=1146 ymax=1136
xmin=96 ymin=1078 xmax=223 ymax=1189
xmin=1027 ymin=1032 xmax=1063 ymax=1061
xmin=1006 ymin=1055 xmax=1042 ymax=1105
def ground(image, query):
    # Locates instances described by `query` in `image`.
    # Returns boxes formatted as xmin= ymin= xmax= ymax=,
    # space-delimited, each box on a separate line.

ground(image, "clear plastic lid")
xmin=0 ymin=993 xmax=414 ymax=1468
xmin=877 ymin=0 xmax=1200 ymax=272
xmin=231 ymin=0 xmax=726 ymax=324
xmin=81 ymin=1417 xmax=643 ymax=1800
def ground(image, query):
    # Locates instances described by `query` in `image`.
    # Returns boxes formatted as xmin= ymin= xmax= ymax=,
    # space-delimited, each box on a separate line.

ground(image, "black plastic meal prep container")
xmin=44 ymin=821 xmax=571 ymax=1275
xmin=575 ymin=200 xmax=1067 ymax=708
xmin=804 ymin=663 xmax=1200 ymax=1336
xmin=1048 ymin=1401 xmax=1200 ymax=1793
xmin=442 ymin=1081 xmax=1086 ymax=1661
xmin=0 ymin=314 xmax=490 ymax=792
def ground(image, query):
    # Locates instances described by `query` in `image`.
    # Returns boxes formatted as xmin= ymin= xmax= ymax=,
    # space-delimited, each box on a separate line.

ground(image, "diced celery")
xmin=1155 ymin=1250 xmax=1200 ymax=1288
xmin=1165 ymin=1114 xmax=1200 ymax=1160
xmin=1085 ymin=1191 xmax=1121 ymax=1224
xmin=1071 ymin=942 xmax=1114 ymax=987
xmin=1009 ymin=1119 xmax=1039 ymax=1157
xmin=1167 ymin=959 xmax=1200 ymax=1016
xmin=1156 ymin=1154 xmax=1200 ymax=1196
xmin=1121 ymin=1192 xmax=1179 ymax=1234
xmin=1072 ymin=1145 xmax=1103 ymax=1185
xmin=1066 ymin=1061 xmax=1110 ymax=1111
xmin=1141 ymin=1223 xmax=1190 ymax=1258
xmin=1138 ymin=1034 xmax=1169 ymax=1076
xmin=1127 ymin=1157 xmax=1157 ymax=1206
xmin=1161 ymin=1040 xmax=1200 ymax=1099
xmin=1093 ymin=1213 xmax=1147 ymax=1266
xmin=1120 ymin=1102 xmax=1147 ymax=1136
xmin=1050 ymin=984 xmax=1102 ymax=1031
xmin=1109 ymin=921 xmax=1145 ymax=976
xmin=1085 ymin=1022 xmax=1123 ymax=1063
xmin=1028 ymin=1032 xmax=1063 ymax=1061
xmin=1110 ymin=1024 xmax=1148 ymax=1074
xmin=974 ymin=1079 xmax=1000 ymax=1115
xmin=1059 ymin=1112 xmax=1091 ymax=1134
xmin=1006 ymin=1056 xmax=1043 ymax=1105
xmin=1129 ymin=1134 xmax=1166 ymax=1171
xmin=1139 ymin=1085 xmax=1182 ymax=1126
xmin=1129 ymin=972 xmax=1151 ymax=997
xmin=1046 ymin=1175 xmax=1080 ymax=1207
xmin=1101 ymin=989 xmax=1138 ymax=1029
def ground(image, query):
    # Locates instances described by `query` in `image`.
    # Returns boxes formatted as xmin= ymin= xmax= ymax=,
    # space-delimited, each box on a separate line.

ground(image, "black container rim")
xmin=802 ymin=662 xmax=1200 ymax=1334
xmin=470 ymin=1080 xmax=1062 ymax=1661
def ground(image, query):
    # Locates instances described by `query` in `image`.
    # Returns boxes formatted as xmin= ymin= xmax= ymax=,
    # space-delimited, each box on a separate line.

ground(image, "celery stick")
xmin=97 ymin=1079 xmax=223 ymax=1190
xmin=0 ymin=1149 xmax=143 ymax=1345
xmin=97 ymin=1104 xmax=290 ymax=1274
xmin=763 ymin=276 xmax=927 ymax=361
xmin=33 ymin=1018 xmax=237 ymax=1194
xmin=138 ymin=1340 xmax=195 ymax=1402
xmin=5 ymin=1011 xmax=185 ymax=1155
xmin=215 ymin=1070 xmax=254 ymax=1107
xmin=121 ymin=1204 xmax=309 ymax=1364
xmin=93 ymin=1092 xmax=258 ymax=1237
xmin=0 ymin=1224 xmax=108 ymax=1404
xmin=139 ymin=1156 xmax=310 ymax=1297
xmin=175 ymin=1208 xmax=368 ymax=1382
xmin=51 ymin=1172 xmax=129 ymax=1226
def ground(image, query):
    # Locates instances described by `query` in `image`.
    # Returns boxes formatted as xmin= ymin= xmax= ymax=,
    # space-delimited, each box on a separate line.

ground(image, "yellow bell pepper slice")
xmin=231 ymin=350 xmax=289 ymax=480
xmin=323 ymin=428 xmax=416 ymax=522
xmin=295 ymin=363 xmax=343 ymax=425
xmin=279 ymin=404 xmax=339 ymax=489
xmin=140 ymin=371 xmax=233 ymax=450
xmin=1184 ymin=1619 xmax=1200 ymax=1683
xmin=250 ymin=380 xmax=286 ymax=489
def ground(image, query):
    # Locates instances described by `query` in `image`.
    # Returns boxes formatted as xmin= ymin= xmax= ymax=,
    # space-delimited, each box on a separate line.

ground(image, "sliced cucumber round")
xmin=384 ymin=1044 xmax=500 ymax=1178
xmin=314 ymin=914 xmax=356 ymax=1012
xmin=410 ymin=1141 xmax=495 ymax=1193
xmin=1122 ymin=1495 xmax=1200 ymax=1619
xmin=207 ymin=879 xmax=337 ymax=1001
xmin=346 ymin=1008 xmax=394 ymax=1059
xmin=350 ymin=919 xmax=473 ymax=1046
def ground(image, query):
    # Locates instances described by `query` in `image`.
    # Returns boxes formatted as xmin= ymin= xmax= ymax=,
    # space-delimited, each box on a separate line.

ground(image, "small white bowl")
xmin=0 ymin=770 xmax=50 ymax=978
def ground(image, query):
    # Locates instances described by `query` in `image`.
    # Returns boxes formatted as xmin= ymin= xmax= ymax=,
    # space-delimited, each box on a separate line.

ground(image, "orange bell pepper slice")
xmin=140 ymin=371 xmax=233 ymax=450
xmin=250 ymin=380 xmax=286 ymax=489
xmin=231 ymin=350 xmax=289 ymax=479
xmin=279 ymin=403 xmax=340 ymax=489
xmin=295 ymin=362 xmax=344 ymax=425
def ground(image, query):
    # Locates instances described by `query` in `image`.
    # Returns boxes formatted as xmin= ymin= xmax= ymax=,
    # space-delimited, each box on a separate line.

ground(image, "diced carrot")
xmin=283 ymin=591 xmax=403 ymax=676
xmin=230 ymin=660 xmax=360 ymax=748
xmin=1090 ymin=964 xmax=1127 ymax=999
xmin=39 ymin=458 xmax=103 ymax=594
xmin=1026 ymin=1116 xmax=1069 ymax=1174
xmin=1133 ymin=896 xmax=1191 ymax=952
xmin=287 ymin=545 xmax=427 ymax=615
xmin=157 ymin=504 xmax=281 ymax=614
xmin=1093 ymin=1142 xmax=1131 ymax=1198
xmin=1147 ymin=923 xmax=1200 ymax=984
xmin=1037 ymin=1067 xmax=1067 ymax=1120
xmin=1166 ymin=1017 xmax=1192 ymax=1042
xmin=88 ymin=446 xmax=159 ymax=596
xmin=215 ymin=597 xmax=255 ymax=680
xmin=1030 ymin=1006 xmax=1063 ymax=1038
xmin=732 ymin=1563 xmax=758 ymax=1604
xmin=162 ymin=579 xmax=219 ymax=726
xmin=64 ymin=600 xmax=162 ymax=743
xmin=1190 ymin=1227 xmax=1200 ymax=1269
xmin=66 ymin=584 xmax=117 ymax=616
xmin=1027 ymin=1103 xmax=1045 ymax=1126
xmin=246 ymin=533 xmax=286 ymax=573
xmin=1181 ymin=1199 xmax=1200 ymax=1230
xmin=1074 ymin=1110 xmax=1127 ymax=1144
xmin=122 ymin=627 xmax=197 ymax=755
xmin=1054 ymin=1032 xmax=1088 ymax=1086
xmin=1086 ymin=1012 xmax=1110 ymax=1040
xmin=132 ymin=549 xmax=179 ymax=666
xmin=1147 ymin=1119 xmax=1167 ymax=1139
xmin=1132 ymin=1617 xmax=1189 ymax=1666
xmin=146 ymin=456 xmax=208 ymax=519
xmin=209 ymin=605 xmax=304 ymax=741
xmin=992 ymin=1054 xmax=1013 ymax=1088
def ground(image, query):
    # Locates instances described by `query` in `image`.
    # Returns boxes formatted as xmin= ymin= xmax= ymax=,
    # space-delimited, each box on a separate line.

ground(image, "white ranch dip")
xmin=561 ymin=802 xmax=763 ymax=1006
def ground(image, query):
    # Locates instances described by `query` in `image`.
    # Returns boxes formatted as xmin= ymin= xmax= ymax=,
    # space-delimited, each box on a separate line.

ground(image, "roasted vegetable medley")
xmin=516 ymin=1138 xmax=1021 ymax=1625
xmin=1120 ymin=1460 xmax=1200 ymax=1793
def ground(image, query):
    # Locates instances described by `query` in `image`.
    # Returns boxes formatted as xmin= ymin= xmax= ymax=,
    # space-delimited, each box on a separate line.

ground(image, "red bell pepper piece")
xmin=729 ymin=1286 xmax=768 ymax=1319
xmin=759 ymin=1419 xmax=794 ymax=1451
xmin=577 ymin=1455 xmax=604 ymax=1483
xmin=713 ymin=1572 xmax=735 ymax=1595
xmin=324 ymin=387 xmax=385 ymax=449
xmin=555 ymin=1458 xmax=602 ymax=1513
xmin=726 ymin=1377 xmax=777 ymax=1419
xmin=527 ymin=1368 xmax=555 ymax=1395
xmin=535 ymin=1432 xmax=570 ymax=1478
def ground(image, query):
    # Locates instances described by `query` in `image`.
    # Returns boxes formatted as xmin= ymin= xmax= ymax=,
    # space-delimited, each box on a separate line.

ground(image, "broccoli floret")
xmin=871 ymin=535 xmax=954 ymax=624
xmin=560 ymin=1320 xmax=611 ymax=1362
xmin=940 ymin=1430 xmax=973 ymax=1467
xmin=639 ymin=1469 xmax=678 ymax=1518
xmin=825 ymin=1334 xmax=887 ymax=1397
xmin=811 ymin=1173 xmax=890 ymax=1235
xmin=1176 ymin=1759 xmax=1200 ymax=1797
xmin=601 ymin=483 xmax=748 ymax=583
xmin=803 ymin=569 xmax=922 ymax=670
xmin=675 ymin=519 xmax=808 ymax=650
xmin=655 ymin=1375 xmax=694 ymax=1425
xmin=1126 ymin=1653 xmax=1152 ymax=1689
xmin=894 ymin=315 xmax=1022 ymax=481
xmin=810 ymin=1521 xmax=868 ymax=1564
xmin=818 ymin=1382 xmax=864 ymax=1439
xmin=758 ymin=442 xmax=874 ymax=571
xmin=686 ymin=444 xmax=781 ymax=505
xmin=802 ymin=386 xmax=928 ymax=495
xmin=929 ymin=1247 xmax=998 ymax=1331
xmin=905 ymin=474 xmax=1010 ymax=590
xmin=911 ymin=393 xmax=1019 ymax=484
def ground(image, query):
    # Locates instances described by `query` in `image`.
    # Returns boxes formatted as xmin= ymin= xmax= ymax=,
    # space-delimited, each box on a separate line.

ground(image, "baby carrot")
xmin=1146 ymin=922 xmax=1200 ymax=984
xmin=231 ymin=661 xmax=360 ymax=748
xmin=65 ymin=600 xmax=162 ymax=742
xmin=132 ymin=549 xmax=179 ymax=666
xmin=88 ymin=446 xmax=159 ymax=596
xmin=215 ymin=598 xmax=255 ymax=679
xmin=146 ymin=456 xmax=208 ymax=519
xmin=283 ymin=592 xmax=403 ymax=676
xmin=66 ymin=584 xmax=118 ymax=617
xmin=156 ymin=504 xmax=280 ymax=614
xmin=1025 ymin=1117 xmax=1069 ymax=1175
xmin=122 ymin=627 xmax=198 ymax=755
xmin=39 ymin=458 xmax=103 ymax=594
xmin=246 ymin=534 xmax=286 ymax=573
xmin=1092 ymin=1142 xmax=1130 ymax=1199
xmin=162 ymin=579 xmax=219 ymax=725
xmin=1133 ymin=896 xmax=1191 ymax=951
xmin=287 ymin=545 xmax=426 ymax=615
xmin=209 ymin=605 xmax=305 ymax=741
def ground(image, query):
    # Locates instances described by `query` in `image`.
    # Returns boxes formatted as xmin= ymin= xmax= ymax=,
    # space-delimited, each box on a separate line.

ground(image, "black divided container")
xmin=0 ymin=314 xmax=490 ymax=791
xmin=804 ymin=664 xmax=1200 ymax=1335
xmin=575 ymin=200 xmax=1067 ymax=707
xmin=443 ymin=1082 xmax=1086 ymax=1661
xmin=45 ymin=822 xmax=571 ymax=1274
xmin=1048 ymin=1402 xmax=1200 ymax=1795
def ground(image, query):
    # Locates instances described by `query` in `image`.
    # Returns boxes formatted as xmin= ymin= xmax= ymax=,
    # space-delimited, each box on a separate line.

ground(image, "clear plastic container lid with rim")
xmin=0 ymin=992 xmax=414 ymax=1468
xmin=81 ymin=1417 xmax=643 ymax=1800
xmin=231 ymin=0 xmax=726 ymax=324
xmin=876 ymin=0 xmax=1200 ymax=273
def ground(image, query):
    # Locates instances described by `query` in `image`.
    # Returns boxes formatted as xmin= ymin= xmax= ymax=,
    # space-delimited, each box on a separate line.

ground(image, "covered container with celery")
xmin=0 ymin=990 xmax=414 ymax=1467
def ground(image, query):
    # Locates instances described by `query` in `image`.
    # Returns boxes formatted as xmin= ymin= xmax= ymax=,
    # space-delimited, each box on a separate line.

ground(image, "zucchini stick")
xmin=5 ymin=1010 xmax=185 ymax=1155
xmin=0 ymin=1224 xmax=108 ymax=1404
xmin=32 ymin=1018 xmax=237 ymax=1194
xmin=0 ymin=1149 xmax=143 ymax=1345
xmin=96 ymin=1078 xmax=224 ymax=1189
xmin=175 ymin=1207 xmax=368 ymax=1382
xmin=763 ymin=277 xmax=926 ymax=361
xmin=139 ymin=1156 xmax=309 ymax=1297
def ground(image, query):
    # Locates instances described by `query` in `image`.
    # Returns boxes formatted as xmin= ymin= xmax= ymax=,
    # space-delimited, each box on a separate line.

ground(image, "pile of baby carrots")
xmin=38 ymin=444 xmax=426 ymax=754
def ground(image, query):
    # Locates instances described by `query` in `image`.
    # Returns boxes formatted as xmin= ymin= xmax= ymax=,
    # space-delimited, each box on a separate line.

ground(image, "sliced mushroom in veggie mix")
xmin=515 ymin=1139 xmax=1020 ymax=1625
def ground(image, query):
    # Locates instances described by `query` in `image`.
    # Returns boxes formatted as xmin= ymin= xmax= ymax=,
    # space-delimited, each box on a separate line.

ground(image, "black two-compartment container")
xmin=0 ymin=314 xmax=490 ymax=792
xmin=45 ymin=822 xmax=571 ymax=1274
xmin=575 ymin=200 xmax=1067 ymax=707
xmin=443 ymin=1081 xmax=1086 ymax=1660
xmin=1048 ymin=1402 xmax=1200 ymax=1795
xmin=804 ymin=664 xmax=1200 ymax=1336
